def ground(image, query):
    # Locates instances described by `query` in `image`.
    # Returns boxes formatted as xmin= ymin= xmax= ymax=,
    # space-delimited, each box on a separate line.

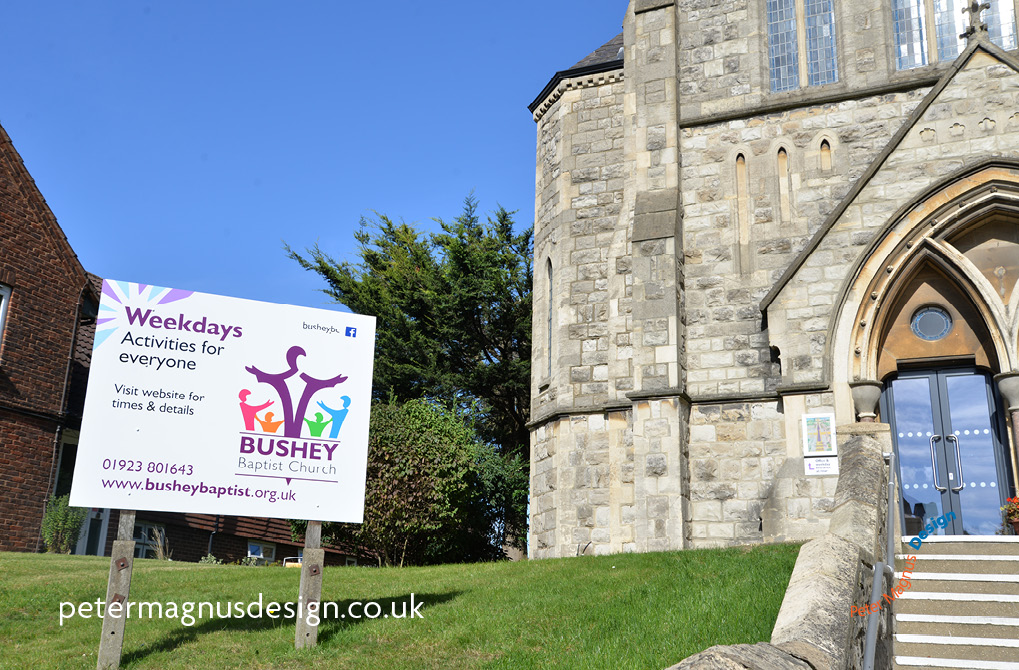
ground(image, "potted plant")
xmin=1002 ymin=497 xmax=1019 ymax=535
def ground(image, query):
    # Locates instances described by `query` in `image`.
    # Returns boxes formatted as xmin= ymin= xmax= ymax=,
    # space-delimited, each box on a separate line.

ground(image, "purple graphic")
xmin=244 ymin=345 xmax=348 ymax=437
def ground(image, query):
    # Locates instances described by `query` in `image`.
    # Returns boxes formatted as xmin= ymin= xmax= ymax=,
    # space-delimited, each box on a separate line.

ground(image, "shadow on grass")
xmin=120 ymin=591 xmax=461 ymax=665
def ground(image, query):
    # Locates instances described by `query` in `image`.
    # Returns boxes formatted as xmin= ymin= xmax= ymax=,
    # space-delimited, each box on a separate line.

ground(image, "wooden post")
xmin=97 ymin=510 xmax=136 ymax=670
xmin=295 ymin=520 xmax=324 ymax=649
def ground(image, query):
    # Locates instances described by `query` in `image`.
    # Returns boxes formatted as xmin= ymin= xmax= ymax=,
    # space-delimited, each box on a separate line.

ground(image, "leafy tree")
xmin=293 ymin=399 xmax=526 ymax=566
xmin=286 ymin=195 xmax=532 ymax=460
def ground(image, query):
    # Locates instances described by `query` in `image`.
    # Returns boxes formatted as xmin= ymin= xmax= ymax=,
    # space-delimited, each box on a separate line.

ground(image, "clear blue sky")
xmin=0 ymin=1 xmax=626 ymax=310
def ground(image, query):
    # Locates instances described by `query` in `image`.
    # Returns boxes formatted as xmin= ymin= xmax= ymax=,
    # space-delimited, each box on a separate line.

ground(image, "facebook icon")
xmin=345 ymin=327 xmax=356 ymax=338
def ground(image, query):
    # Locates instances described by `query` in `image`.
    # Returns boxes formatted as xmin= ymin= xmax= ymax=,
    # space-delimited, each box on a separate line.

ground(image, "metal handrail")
xmin=863 ymin=451 xmax=896 ymax=670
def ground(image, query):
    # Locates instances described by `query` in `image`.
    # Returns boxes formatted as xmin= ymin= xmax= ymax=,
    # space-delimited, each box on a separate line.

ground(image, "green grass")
xmin=0 ymin=543 xmax=800 ymax=670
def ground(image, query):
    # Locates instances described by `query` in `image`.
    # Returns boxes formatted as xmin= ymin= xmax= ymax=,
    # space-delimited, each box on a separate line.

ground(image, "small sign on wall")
xmin=802 ymin=412 xmax=838 ymax=476
xmin=804 ymin=455 xmax=839 ymax=476
xmin=802 ymin=413 xmax=837 ymax=456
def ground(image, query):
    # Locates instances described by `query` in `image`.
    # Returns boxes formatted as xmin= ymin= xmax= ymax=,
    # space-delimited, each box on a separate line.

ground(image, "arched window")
xmin=777 ymin=148 xmax=792 ymax=224
xmin=820 ymin=139 xmax=832 ymax=172
xmin=546 ymin=258 xmax=553 ymax=378
xmin=736 ymin=154 xmax=751 ymax=274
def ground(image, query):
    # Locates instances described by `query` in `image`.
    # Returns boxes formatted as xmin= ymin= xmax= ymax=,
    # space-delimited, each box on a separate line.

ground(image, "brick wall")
xmin=0 ymin=123 xmax=90 ymax=553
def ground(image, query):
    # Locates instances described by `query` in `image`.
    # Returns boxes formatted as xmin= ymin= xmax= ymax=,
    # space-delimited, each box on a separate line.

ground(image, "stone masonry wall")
xmin=676 ymin=0 xmax=939 ymax=120
xmin=769 ymin=48 xmax=1019 ymax=386
xmin=687 ymin=400 xmax=784 ymax=546
xmin=681 ymin=87 xmax=931 ymax=397
xmin=532 ymin=75 xmax=628 ymax=420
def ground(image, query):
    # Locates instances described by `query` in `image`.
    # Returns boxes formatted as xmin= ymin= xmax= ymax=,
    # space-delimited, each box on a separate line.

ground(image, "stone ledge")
xmin=634 ymin=0 xmax=675 ymax=14
xmin=667 ymin=642 xmax=811 ymax=670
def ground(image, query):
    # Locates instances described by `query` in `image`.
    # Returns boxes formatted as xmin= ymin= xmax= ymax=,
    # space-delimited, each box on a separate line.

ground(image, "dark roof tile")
xmin=570 ymin=33 xmax=624 ymax=69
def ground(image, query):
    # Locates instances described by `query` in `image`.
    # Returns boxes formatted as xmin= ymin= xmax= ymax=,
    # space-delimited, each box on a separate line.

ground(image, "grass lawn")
xmin=0 ymin=543 xmax=799 ymax=670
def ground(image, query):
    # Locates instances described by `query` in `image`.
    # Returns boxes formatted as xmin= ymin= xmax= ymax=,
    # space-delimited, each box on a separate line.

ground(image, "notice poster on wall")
xmin=69 ymin=280 xmax=375 ymax=523
xmin=801 ymin=413 xmax=837 ymax=457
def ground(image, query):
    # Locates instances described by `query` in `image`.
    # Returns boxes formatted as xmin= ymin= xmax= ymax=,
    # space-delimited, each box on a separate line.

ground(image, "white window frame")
xmin=133 ymin=522 xmax=165 ymax=559
xmin=247 ymin=540 xmax=276 ymax=565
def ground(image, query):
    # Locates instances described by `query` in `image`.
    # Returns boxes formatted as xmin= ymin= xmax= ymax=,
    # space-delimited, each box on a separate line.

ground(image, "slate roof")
xmin=529 ymin=33 xmax=624 ymax=113
xmin=571 ymin=33 xmax=624 ymax=69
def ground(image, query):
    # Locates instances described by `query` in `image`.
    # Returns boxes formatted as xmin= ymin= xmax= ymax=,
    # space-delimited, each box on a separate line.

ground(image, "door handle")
xmin=930 ymin=434 xmax=947 ymax=492
xmin=946 ymin=434 xmax=965 ymax=492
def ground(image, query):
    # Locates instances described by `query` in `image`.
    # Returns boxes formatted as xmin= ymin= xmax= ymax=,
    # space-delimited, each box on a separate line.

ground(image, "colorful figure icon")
xmin=245 ymin=345 xmax=348 ymax=438
xmin=317 ymin=396 xmax=351 ymax=439
xmin=238 ymin=389 xmax=273 ymax=431
xmin=303 ymin=412 xmax=332 ymax=437
xmin=256 ymin=411 xmax=284 ymax=434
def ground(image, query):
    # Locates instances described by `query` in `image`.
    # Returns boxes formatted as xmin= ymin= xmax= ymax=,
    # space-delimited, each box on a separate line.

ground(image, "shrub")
xmin=199 ymin=553 xmax=223 ymax=565
xmin=40 ymin=495 xmax=88 ymax=554
xmin=293 ymin=398 xmax=527 ymax=566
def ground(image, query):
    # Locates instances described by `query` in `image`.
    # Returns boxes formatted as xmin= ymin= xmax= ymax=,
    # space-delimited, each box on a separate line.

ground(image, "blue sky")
xmin=0 ymin=1 xmax=626 ymax=310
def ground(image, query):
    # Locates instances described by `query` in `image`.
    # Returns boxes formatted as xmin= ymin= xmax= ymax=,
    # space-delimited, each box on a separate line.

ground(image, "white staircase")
xmin=892 ymin=537 xmax=1019 ymax=670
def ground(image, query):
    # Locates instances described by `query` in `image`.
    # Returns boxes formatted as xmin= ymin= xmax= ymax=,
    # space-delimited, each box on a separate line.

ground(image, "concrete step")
xmin=894 ymin=657 xmax=1019 ymax=669
xmin=897 ymin=553 xmax=1019 ymax=575
xmin=901 ymin=537 xmax=1019 ymax=556
xmin=895 ymin=612 xmax=1019 ymax=638
xmin=894 ymin=633 xmax=1019 ymax=664
xmin=893 ymin=592 xmax=1019 ymax=618
xmin=894 ymin=572 xmax=1019 ymax=595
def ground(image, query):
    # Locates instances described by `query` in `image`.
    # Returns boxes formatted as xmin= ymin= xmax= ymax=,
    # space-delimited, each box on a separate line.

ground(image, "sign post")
xmin=295 ymin=520 xmax=323 ymax=648
xmin=97 ymin=510 xmax=135 ymax=670
xmin=71 ymin=281 xmax=375 ymax=666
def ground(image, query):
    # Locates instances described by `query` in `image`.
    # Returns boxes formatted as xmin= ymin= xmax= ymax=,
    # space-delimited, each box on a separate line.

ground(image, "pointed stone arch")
xmin=828 ymin=164 xmax=1019 ymax=392
xmin=865 ymin=245 xmax=1004 ymax=381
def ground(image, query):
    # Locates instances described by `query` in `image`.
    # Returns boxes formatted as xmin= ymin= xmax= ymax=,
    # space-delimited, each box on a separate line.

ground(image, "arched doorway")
xmin=841 ymin=170 xmax=1019 ymax=536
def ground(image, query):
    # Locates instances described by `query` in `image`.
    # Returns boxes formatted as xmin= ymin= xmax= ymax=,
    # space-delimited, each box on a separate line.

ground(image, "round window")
xmin=911 ymin=306 xmax=952 ymax=341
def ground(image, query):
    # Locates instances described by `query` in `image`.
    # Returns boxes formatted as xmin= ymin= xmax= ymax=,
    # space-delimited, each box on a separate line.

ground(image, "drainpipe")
xmin=208 ymin=515 xmax=220 ymax=555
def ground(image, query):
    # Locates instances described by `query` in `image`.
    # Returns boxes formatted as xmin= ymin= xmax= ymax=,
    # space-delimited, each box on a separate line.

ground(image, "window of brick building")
xmin=0 ymin=284 xmax=11 ymax=354
xmin=247 ymin=540 xmax=276 ymax=565
xmin=893 ymin=0 xmax=1017 ymax=69
xmin=767 ymin=0 xmax=839 ymax=92
xmin=133 ymin=522 xmax=165 ymax=559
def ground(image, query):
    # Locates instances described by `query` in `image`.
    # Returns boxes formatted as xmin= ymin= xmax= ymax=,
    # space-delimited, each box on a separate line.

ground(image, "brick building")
xmin=0 ymin=122 xmax=96 ymax=553
xmin=527 ymin=0 xmax=1019 ymax=557
xmin=0 ymin=122 xmax=356 ymax=566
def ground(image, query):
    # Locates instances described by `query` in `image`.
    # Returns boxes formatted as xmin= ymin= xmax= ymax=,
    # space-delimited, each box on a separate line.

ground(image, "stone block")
xmin=646 ymin=453 xmax=668 ymax=477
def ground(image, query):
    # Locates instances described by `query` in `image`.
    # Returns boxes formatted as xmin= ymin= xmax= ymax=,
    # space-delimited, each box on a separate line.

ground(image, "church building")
xmin=527 ymin=0 xmax=1019 ymax=558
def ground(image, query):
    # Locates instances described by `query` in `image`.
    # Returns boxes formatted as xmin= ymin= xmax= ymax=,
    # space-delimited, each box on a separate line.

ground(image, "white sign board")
xmin=804 ymin=456 xmax=839 ymax=476
xmin=69 ymin=280 xmax=375 ymax=522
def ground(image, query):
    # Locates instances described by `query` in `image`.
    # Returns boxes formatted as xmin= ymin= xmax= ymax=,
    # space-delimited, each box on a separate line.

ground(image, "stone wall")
xmin=676 ymin=0 xmax=943 ymax=121
xmin=680 ymin=87 xmax=930 ymax=398
xmin=767 ymin=46 xmax=1019 ymax=388
xmin=532 ymin=74 xmax=628 ymax=416
xmin=530 ymin=400 xmax=688 ymax=559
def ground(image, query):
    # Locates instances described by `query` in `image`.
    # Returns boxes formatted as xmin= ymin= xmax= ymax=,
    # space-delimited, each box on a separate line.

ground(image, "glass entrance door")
xmin=883 ymin=369 xmax=1011 ymax=536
